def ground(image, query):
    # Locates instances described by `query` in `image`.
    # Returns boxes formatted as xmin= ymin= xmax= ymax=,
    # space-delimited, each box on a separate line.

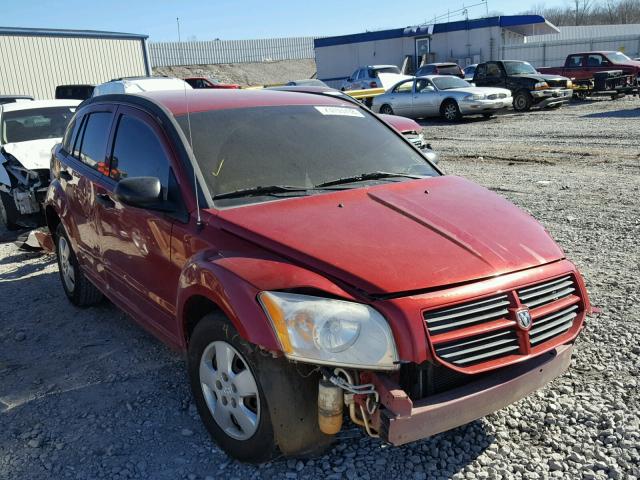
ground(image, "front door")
xmin=94 ymin=106 xmax=183 ymax=340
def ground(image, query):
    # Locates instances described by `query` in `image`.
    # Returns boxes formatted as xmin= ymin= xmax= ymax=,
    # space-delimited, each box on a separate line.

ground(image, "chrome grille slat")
xmin=530 ymin=322 xmax=573 ymax=345
xmin=454 ymin=344 xmax=521 ymax=365
xmin=531 ymin=311 xmax=577 ymax=335
xmin=518 ymin=276 xmax=571 ymax=295
xmin=439 ymin=336 xmax=516 ymax=359
xmin=518 ymin=280 xmax=574 ymax=300
xmin=523 ymin=287 xmax=575 ymax=308
xmin=437 ymin=330 xmax=513 ymax=353
xmin=425 ymin=296 xmax=509 ymax=321
xmin=428 ymin=307 xmax=509 ymax=332
xmin=532 ymin=305 xmax=579 ymax=328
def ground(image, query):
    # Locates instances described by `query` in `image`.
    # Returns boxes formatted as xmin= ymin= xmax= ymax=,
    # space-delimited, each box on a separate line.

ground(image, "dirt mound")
xmin=153 ymin=59 xmax=317 ymax=87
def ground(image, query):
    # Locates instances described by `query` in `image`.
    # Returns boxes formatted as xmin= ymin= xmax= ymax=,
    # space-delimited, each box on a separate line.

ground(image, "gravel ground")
xmin=154 ymin=59 xmax=317 ymax=86
xmin=1 ymin=97 xmax=639 ymax=479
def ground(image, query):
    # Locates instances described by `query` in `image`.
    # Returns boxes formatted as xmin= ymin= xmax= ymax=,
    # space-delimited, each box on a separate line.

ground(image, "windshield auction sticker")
xmin=314 ymin=106 xmax=365 ymax=117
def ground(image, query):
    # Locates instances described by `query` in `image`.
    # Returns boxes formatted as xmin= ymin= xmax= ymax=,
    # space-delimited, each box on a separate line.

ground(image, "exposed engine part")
xmin=320 ymin=367 xmax=380 ymax=438
xmin=1 ymin=149 xmax=49 ymax=218
xmin=318 ymin=379 xmax=343 ymax=435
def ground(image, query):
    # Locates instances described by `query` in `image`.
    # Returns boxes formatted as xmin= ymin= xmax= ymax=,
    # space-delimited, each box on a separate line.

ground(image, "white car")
xmin=371 ymin=75 xmax=513 ymax=122
xmin=0 ymin=99 xmax=80 ymax=229
xmin=340 ymin=65 xmax=401 ymax=91
xmin=93 ymin=76 xmax=192 ymax=96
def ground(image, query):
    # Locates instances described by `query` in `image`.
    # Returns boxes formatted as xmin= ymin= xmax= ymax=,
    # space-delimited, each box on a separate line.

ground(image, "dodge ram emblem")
xmin=516 ymin=309 xmax=532 ymax=330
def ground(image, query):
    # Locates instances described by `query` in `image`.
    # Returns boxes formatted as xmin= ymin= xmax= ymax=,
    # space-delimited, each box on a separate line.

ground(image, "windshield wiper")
xmin=213 ymin=185 xmax=311 ymax=200
xmin=314 ymin=171 xmax=424 ymax=188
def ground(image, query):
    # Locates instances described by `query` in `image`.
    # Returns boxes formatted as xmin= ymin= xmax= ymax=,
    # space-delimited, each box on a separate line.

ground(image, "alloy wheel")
xmin=199 ymin=341 xmax=260 ymax=440
xmin=58 ymin=236 xmax=75 ymax=292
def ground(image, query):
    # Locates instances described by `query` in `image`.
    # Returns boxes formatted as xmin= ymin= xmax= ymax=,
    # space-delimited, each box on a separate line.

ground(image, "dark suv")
xmin=44 ymin=89 xmax=589 ymax=463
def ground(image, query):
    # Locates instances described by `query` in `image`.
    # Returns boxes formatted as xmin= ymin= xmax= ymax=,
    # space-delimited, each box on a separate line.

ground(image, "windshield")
xmin=608 ymin=52 xmax=631 ymax=63
xmin=177 ymin=105 xmax=438 ymax=206
xmin=1 ymin=106 xmax=76 ymax=144
xmin=374 ymin=66 xmax=401 ymax=75
xmin=504 ymin=61 xmax=538 ymax=75
xmin=432 ymin=77 xmax=471 ymax=90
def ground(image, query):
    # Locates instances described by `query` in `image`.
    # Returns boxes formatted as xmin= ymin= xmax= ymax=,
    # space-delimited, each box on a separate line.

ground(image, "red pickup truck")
xmin=538 ymin=51 xmax=640 ymax=82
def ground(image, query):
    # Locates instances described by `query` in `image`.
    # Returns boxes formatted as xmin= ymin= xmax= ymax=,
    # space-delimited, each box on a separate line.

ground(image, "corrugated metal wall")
xmin=526 ymin=24 xmax=640 ymax=42
xmin=0 ymin=35 xmax=148 ymax=99
xmin=149 ymin=37 xmax=316 ymax=67
xmin=502 ymin=34 xmax=640 ymax=67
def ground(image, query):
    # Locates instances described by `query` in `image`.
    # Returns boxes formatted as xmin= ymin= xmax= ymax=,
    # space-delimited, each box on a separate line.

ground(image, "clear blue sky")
xmin=2 ymin=0 xmax=568 ymax=41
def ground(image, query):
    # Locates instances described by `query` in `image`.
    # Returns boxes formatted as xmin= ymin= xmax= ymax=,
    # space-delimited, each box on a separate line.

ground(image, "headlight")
xmin=466 ymin=93 xmax=486 ymax=100
xmin=566 ymin=80 xmax=573 ymax=88
xmin=258 ymin=291 xmax=398 ymax=370
xmin=534 ymin=82 xmax=549 ymax=90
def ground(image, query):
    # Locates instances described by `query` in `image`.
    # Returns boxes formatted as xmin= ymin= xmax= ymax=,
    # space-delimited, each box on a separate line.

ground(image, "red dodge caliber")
xmin=45 ymin=89 xmax=590 ymax=463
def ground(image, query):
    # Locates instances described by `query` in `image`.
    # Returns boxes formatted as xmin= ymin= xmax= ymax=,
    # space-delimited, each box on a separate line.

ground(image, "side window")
xmin=567 ymin=55 xmax=582 ymax=67
xmin=109 ymin=114 xmax=170 ymax=191
xmin=475 ymin=64 xmax=487 ymax=79
xmin=416 ymin=79 xmax=433 ymax=92
xmin=393 ymin=80 xmax=413 ymax=93
xmin=77 ymin=112 xmax=112 ymax=174
xmin=587 ymin=54 xmax=603 ymax=66
xmin=486 ymin=63 xmax=502 ymax=77
xmin=62 ymin=116 xmax=81 ymax=154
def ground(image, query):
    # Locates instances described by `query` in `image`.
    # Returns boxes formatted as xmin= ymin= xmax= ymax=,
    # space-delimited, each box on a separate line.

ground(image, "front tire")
xmin=513 ymin=91 xmax=533 ymax=112
xmin=188 ymin=313 xmax=332 ymax=463
xmin=55 ymin=223 xmax=103 ymax=306
xmin=379 ymin=104 xmax=394 ymax=115
xmin=441 ymin=100 xmax=462 ymax=122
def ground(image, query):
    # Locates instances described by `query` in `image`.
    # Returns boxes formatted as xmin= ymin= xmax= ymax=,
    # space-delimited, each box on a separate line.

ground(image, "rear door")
xmin=95 ymin=105 xmax=184 ymax=340
xmin=59 ymin=105 xmax=116 ymax=280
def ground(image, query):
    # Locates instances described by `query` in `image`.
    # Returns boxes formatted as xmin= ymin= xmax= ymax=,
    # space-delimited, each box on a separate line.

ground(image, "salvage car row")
xmin=343 ymin=50 xmax=640 ymax=121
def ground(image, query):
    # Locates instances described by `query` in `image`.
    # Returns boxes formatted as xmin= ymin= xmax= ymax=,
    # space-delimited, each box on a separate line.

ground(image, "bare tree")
xmin=523 ymin=0 xmax=640 ymax=25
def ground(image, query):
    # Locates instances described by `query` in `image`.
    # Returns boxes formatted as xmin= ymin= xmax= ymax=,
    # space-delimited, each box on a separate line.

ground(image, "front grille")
xmin=423 ymin=274 xmax=583 ymax=371
xmin=424 ymin=294 xmax=510 ymax=335
xmin=517 ymin=275 xmax=575 ymax=309
xmin=434 ymin=329 xmax=520 ymax=366
xmin=487 ymin=93 xmax=507 ymax=99
xmin=399 ymin=360 xmax=476 ymax=400
xmin=547 ymin=79 xmax=568 ymax=89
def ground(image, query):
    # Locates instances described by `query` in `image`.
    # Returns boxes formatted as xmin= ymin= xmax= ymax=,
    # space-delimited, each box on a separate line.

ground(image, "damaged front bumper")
xmin=366 ymin=344 xmax=573 ymax=445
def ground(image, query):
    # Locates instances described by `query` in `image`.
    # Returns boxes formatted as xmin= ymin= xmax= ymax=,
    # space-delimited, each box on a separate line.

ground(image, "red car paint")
xmin=45 ymin=88 xmax=589 ymax=447
xmin=184 ymin=77 xmax=241 ymax=89
xmin=538 ymin=51 xmax=640 ymax=81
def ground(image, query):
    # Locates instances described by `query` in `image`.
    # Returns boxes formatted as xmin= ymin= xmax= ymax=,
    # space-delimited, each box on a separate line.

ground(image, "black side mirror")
xmin=114 ymin=177 xmax=161 ymax=208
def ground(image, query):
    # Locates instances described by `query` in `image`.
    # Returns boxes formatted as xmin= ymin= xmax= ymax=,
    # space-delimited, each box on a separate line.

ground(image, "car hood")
xmin=444 ymin=87 xmax=511 ymax=96
xmin=1 ymin=138 xmax=60 ymax=170
xmin=379 ymin=114 xmax=421 ymax=133
xmin=214 ymin=176 xmax=565 ymax=295
xmin=514 ymin=73 xmax=568 ymax=82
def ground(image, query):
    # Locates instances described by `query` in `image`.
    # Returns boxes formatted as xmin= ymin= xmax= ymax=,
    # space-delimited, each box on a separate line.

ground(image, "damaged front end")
xmin=0 ymin=147 xmax=50 ymax=228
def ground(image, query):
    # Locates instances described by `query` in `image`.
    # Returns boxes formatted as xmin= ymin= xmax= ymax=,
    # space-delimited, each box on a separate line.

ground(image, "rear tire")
xmin=380 ymin=104 xmax=394 ymax=115
xmin=55 ymin=223 xmax=103 ymax=307
xmin=440 ymin=100 xmax=462 ymax=122
xmin=188 ymin=313 xmax=332 ymax=463
xmin=0 ymin=191 xmax=21 ymax=231
xmin=513 ymin=91 xmax=533 ymax=112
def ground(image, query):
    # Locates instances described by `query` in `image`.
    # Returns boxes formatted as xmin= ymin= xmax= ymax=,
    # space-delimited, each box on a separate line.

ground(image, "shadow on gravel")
xmin=0 ymin=256 xmax=55 ymax=281
xmin=582 ymin=108 xmax=640 ymax=118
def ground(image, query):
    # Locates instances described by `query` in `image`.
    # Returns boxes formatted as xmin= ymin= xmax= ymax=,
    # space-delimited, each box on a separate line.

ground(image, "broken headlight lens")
xmin=258 ymin=291 xmax=398 ymax=370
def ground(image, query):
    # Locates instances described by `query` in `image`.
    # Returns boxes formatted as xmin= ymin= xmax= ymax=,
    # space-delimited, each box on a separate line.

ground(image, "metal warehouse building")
xmin=314 ymin=15 xmax=559 ymax=87
xmin=0 ymin=27 xmax=150 ymax=99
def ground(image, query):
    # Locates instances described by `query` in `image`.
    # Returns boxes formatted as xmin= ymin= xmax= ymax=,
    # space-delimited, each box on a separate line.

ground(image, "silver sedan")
xmin=371 ymin=75 xmax=513 ymax=121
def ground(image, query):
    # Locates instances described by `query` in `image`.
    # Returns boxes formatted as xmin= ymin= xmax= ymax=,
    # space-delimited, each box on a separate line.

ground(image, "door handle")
xmin=96 ymin=193 xmax=115 ymax=209
xmin=59 ymin=170 xmax=72 ymax=181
